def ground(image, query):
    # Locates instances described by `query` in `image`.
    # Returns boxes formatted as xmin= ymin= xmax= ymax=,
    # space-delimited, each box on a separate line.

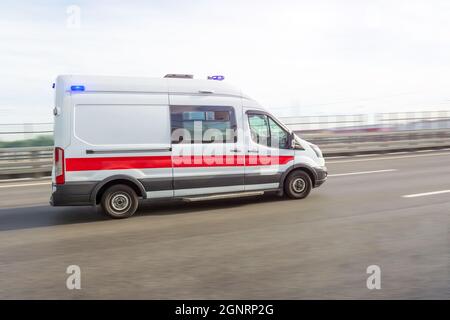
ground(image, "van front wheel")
xmin=100 ymin=184 xmax=138 ymax=219
xmin=284 ymin=171 xmax=312 ymax=199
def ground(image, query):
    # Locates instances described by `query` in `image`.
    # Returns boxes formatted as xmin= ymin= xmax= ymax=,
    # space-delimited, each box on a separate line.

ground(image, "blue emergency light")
xmin=207 ymin=75 xmax=225 ymax=81
xmin=70 ymin=85 xmax=85 ymax=91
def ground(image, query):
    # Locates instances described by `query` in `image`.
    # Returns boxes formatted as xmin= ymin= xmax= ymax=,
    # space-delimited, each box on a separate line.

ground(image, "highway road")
xmin=0 ymin=150 xmax=449 ymax=299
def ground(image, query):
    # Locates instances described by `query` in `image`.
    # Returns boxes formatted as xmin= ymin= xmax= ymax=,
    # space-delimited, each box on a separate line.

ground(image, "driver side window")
xmin=248 ymin=113 xmax=289 ymax=149
xmin=268 ymin=117 xmax=289 ymax=149
xmin=248 ymin=114 xmax=270 ymax=146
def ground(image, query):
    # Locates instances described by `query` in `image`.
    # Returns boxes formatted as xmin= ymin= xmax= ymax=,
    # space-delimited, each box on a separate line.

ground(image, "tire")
xmin=284 ymin=170 xmax=312 ymax=199
xmin=100 ymin=184 xmax=139 ymax=219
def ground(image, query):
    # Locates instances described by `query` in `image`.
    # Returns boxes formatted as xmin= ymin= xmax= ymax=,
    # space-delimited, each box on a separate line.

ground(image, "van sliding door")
xmin=169 ymin=95 xmax=245 ymax=197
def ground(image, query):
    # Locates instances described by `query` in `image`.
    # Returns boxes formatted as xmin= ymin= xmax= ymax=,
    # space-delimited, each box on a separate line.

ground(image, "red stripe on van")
xmin=65 ymin=155 xmax=294 ymax=171
xmin=172 ymin=155 xmax=246 ymax=167
xmin=172 ymin=155 xmax=294 ymax=167
xmin=66 ymin=156 xmax=172 ymax=171
xmin=246 ymin=155 xmax=293 ymax=166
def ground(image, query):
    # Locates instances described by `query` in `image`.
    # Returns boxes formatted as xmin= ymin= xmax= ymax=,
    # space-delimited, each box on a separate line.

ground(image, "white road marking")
xmin=328 ymin=169 xmax=397 ymax=177
xmin=0 ymin=182 xmax=51 ymax=189
xmin=402 ymin=190 xmax=450 ymax=198
xmin=326 ymin=151 xmax=450 ymax=164
xmin=387 ymin=151 xmax=409 ymax=155
xmin=0 ymin=177 xmax=51 ymax=183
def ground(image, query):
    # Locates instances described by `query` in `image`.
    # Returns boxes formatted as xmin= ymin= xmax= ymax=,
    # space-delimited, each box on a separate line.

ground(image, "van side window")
xmin=248 ymin=113 xmax=289 ymax=149
xmin=170 ymin=106 xmax=237 ymax=144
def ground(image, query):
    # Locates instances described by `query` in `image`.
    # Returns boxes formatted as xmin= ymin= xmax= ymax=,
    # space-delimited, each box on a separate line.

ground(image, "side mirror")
xmin=289 ymin=133 xmax=303 ymax=150
xmin=289 ymin=132 xmax=296 ymax=149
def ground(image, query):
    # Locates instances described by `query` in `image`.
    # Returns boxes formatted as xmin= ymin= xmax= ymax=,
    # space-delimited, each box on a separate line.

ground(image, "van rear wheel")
xmin=284 ymin=171 xmax=312 ymax=199
xmin=100 ymin=184 xmax=138 ymax=219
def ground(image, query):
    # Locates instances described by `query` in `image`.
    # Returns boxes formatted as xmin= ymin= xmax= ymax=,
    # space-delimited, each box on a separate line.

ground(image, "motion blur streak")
xmin=0 ymin=151 xmax=449 ymax=299
xmin=0 ymin=181 xmax=50 ymax=189
xmin=402 ymin=189 xmax=450 ymax=198
xmin=327 ymin=169 xmax=397 ymax=177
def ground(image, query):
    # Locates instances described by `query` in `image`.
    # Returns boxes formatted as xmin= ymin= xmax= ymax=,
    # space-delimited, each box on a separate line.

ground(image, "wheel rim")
xmin=110 ymin=192 xmax=131 ymax=213
xmin=292 ymin=177 xmax=306 ymax=193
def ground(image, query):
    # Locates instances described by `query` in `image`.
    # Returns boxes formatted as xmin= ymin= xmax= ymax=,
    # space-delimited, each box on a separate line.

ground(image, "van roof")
xmin=56 ymin=75 xmax=250 ymax=99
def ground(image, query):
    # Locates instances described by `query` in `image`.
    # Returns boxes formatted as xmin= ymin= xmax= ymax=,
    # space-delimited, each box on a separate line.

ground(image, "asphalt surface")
xmin=0 ymin=151 xmax=449 ymax=299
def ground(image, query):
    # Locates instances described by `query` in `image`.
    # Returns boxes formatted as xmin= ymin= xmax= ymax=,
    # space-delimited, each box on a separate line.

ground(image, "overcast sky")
xmin=1 ymin=0 xmax=450 ymax=123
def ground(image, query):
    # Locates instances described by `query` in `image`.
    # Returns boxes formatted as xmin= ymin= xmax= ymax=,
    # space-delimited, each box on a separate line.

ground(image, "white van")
xmin=50 ymin=74 xmax=327 ymax=218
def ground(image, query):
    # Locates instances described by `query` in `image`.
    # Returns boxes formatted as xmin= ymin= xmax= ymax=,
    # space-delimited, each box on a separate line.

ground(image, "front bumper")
xmin=313 ymin=166 xmax=328 ymax=187
xmin=50 ymin=182 xmax=96 ymax=206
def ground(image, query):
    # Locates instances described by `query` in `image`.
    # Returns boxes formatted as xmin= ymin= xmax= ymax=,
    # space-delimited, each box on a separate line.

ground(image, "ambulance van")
xmin=50 ymin=74 xmax=327 ymax=218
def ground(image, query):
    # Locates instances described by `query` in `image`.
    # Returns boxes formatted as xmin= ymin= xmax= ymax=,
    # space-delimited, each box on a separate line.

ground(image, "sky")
xmin=1 ymin=0 xmax=450 ymax=123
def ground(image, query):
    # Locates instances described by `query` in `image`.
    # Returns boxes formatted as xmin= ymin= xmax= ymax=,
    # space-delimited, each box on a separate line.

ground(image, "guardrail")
xmin=1 ymin=129 xmax=450 ymax=179
xmin=279 ymin=110 xmax=450 ymax=131
xmin=300 ymin=129 xmax=450 ymax=155
xmin=0 ymin=147 xmax=53 ymax=178
xmin=2 ymin=110 xmax=450 ymax=139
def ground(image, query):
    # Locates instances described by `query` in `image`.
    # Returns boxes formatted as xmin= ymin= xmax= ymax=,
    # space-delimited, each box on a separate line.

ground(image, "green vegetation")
xmin=0 ymin=135 xmax=53 ymax=148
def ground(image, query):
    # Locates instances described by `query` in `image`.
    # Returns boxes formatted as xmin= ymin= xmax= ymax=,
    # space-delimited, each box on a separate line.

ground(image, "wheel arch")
xmin=90 ymin=175 xmax=147 ymax=205
xmin=280 ymin=164 xmax=317 ymax=189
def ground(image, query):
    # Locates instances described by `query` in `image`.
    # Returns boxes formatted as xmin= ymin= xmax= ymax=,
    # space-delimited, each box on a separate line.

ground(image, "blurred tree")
xmin=0 ymin=135 xmax=53 ymax=148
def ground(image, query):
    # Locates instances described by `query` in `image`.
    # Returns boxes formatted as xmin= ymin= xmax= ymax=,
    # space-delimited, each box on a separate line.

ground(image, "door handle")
xmin=248 ymin=150 xmax=259 ymax=153
xmin=229 ymin=149 xmax=241 ymax=153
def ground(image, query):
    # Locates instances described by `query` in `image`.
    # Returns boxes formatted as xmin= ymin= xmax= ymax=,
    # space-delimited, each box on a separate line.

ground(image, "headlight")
xmin=309 ymin=144 xmax=323 ymax=158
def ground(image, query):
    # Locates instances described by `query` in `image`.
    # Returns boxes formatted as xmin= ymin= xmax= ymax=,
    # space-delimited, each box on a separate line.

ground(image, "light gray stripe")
xmin=245 ymin=183 xmax=279 ymax=191
xmin=174 ymin=185 xmax=244 ymax=197
xmin=86 ymin=148 xmax=171 ymax=154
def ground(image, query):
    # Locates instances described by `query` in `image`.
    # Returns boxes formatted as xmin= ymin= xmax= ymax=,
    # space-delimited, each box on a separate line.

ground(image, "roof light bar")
xmin=164 ymin=74 xmax=193 ymax=79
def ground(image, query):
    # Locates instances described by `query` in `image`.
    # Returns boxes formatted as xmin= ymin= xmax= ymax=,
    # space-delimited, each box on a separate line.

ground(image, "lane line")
xmin=328 ymin=169 xmax=397 ymax=177
xmin=326 ymin=151 xmax=450 ymax=164
xmin=0 ymin=177 xmax=51 ymax=183
xmin=0 ymin=182 xmax=51 ymax=189
xmin=402 ymin=190 xmax=450 ymax=198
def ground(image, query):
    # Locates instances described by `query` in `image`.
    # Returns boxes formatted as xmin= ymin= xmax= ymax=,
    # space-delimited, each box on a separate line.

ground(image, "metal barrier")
xmin=0 ymin=147 xmax=53 ymax=178
xmin=301 ymin=129 xmax=450 ymax=155
xmin=279 ymin=110 xmax=450 ymax=131
xmin=1 ymin=129 xmax=450 ymax=178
